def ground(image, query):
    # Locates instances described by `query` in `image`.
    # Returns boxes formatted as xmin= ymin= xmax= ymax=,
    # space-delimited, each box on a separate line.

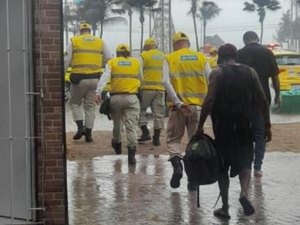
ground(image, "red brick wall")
xmin=34 ymin=0 xmax=68 ymax=224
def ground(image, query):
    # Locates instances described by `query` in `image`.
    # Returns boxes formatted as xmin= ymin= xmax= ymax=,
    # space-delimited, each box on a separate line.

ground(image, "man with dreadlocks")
xmin=196 ymin=44 xmax=272 ymax=219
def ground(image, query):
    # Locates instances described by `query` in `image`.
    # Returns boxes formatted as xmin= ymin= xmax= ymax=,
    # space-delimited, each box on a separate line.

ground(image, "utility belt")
xmin=110 ymin=92 xmax=141 ymax=101
xmin=70 ymin=73 xmax=101 ymax=85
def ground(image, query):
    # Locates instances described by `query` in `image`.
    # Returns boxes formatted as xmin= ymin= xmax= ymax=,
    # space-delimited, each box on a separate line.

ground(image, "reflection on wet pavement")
xmin=68 ymin=153 xmax=300 ymax=225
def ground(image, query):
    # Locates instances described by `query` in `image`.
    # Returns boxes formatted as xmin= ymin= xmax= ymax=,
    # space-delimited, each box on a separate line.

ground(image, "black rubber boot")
xmin=128 ymin=146 xmax=137 ymax=165
xmin=111 ymin=140 xmax=122 ymax=155
xmin=170 ymin=156 xmax=183 ymax=188
xmin=73 ymin=120 xmax=85 ymax=140
xmin=152 ymin=129 xmax=161 ymax=146
xmin=138 ymin=125 xmax=151 ymax=142
xmin=85 ymin=128 xmax=93 ymax=142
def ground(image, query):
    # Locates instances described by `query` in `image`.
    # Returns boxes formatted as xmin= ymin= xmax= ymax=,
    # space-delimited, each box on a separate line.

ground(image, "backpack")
xmin=183 ymin=134 xmax=221 ymax=207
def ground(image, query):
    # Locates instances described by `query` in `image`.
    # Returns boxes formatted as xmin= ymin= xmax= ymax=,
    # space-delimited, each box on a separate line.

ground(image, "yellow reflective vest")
xmin=103 ymin=78 xmax=111 ymax=92
xmin=140 ymin=49 xmax=165 ymax=91
xmin=109 ymin=57 xmax=141 ymax=94
xmin=71 ymin=34 xmax=103 ymax=74
xmin=65 ymin=67 xmax=72 ymax=83
xmin=208 ymin=55 xmax=218 ymax=69
xmin=166 ymin=48 xmax=208 ymax=106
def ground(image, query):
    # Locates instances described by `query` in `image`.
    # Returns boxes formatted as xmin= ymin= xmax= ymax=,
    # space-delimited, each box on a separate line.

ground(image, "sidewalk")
xmin=67 ymin=152 xmax=300 ymax=225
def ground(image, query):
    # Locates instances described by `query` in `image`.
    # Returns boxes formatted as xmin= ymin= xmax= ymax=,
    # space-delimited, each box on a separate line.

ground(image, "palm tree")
xmin=276 ymin=11 xmax=292 ymax=47
xmin=199 ymin=1 xmax=221 ymax=47
xmin=63 ymin=1 xmax=77 ymax=46
xmin=243 ymin=0 xmax=281 ymax=44
xmin=187 ymin=0 xmax=201 ymax=51
xmin=78 ymin=0 xmax=127 ymax=37
xmin=293 ymin=18 xmax=300 ymax=40
xmin=127 ymin=0 xmax=157 ymax=51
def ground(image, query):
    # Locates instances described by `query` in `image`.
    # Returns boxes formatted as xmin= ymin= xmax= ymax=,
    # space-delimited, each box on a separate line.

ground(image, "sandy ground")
xmin=67 ymin=122 xmax=300 ymax=160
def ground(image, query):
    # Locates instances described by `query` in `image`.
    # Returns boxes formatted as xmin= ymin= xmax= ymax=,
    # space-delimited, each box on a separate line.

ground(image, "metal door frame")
xmin=0 ymin=0 xmax=37 ymax=223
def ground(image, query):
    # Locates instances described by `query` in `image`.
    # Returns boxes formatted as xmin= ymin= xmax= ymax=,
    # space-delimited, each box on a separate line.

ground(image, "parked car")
xmin=273 ymin=50 xmax=300 ymax=91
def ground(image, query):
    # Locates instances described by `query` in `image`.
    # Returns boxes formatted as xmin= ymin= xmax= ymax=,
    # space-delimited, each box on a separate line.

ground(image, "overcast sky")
xmin=173 ymin=0 xmax=290 ymax=48
xmin=68 ymin=0 xmax=291 ymax=52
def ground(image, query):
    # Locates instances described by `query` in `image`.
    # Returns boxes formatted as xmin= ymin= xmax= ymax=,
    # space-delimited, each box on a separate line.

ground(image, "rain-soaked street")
xmin=67 ymin=153 xmax=300 ymax=225
xmin=66 ymin=103 xmax=300 ymax=225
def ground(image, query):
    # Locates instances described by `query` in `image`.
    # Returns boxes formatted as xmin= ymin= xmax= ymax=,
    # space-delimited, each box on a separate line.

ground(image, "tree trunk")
xmin=199 ymin=18 xmax=203 ymax=50
xmin=92 ymin=24 xmax=96 ymax=36
xmin=140 ymin=7 xmax=145 ymax=52
xmin=141 ymin=22 xmax=144 ymax=52
xmin=129 ymin=11 xmax=133 ymax=52
xmin=149 ymin=8 xmax=152 ymax=37
xmin=192 ymin=13 xmax=199 ymax=51
xmin=65 ymin=23 xmax=69 ymax=47
xmin=203 ymin=19 xmax=207 ymax=47
xmin=100 ymin=22 xmax=104 ymax=38
xmin=260 ymin=21 xmax=264 ymax=44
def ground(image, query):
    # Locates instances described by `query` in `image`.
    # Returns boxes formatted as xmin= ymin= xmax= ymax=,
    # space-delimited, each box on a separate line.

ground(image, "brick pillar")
xmin=34 ymin=0 xmax=68 ymax=224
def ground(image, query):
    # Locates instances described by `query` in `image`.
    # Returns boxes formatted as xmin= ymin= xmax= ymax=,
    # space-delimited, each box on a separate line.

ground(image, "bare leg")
xmin=214 ymin=171 xmax=231 ymax=219
xmin=218 ymin=171 xmax=230 ymax=209
xmin=239 ymin=168 xmax=255 ymax=216
xmin=239 ymin=168 xmax=251 ymax=197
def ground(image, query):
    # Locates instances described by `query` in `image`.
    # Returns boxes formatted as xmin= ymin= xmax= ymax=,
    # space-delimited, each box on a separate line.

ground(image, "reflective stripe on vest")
xmin=71 ymin=34 xmax=103 ymax=74
xmin=73 ymin=49 xmax=103 ymax=54
xmin=142 ymin=81 xmax=164 ymax=89
xmin=112 ymin=74 xmax=140 ymax=79
xmin=170 ymin=71 xmax=204 ymax=78
xmin=142 ymin=81 xmax=163 ymax=86
xmin=72 ymin=64 xmax=102 ymax=69
xmin=178 ymin=93 xmax=206 ymax=99
xmin=143 ymin=66 xmax=163 ymax=71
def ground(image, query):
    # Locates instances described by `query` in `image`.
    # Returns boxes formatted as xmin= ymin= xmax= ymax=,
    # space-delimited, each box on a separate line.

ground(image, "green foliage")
xmin=293 ymin=18 xmax=300 ymax=39
xmin=199 ymin=1 xmax=221 ymax=25
xmin=187 ymin=0 xmax=200 ymax=15
xmin=76 ymin=0 xmax=127 ymax=37
xmin=199 ymin=1 xmax=221 ymax=45
xmin=244 ymin=0 xmax=281 ymax=23
xmin=127 ymin=0 xmax=157 ymax=24
xmin=243 ymin=0 xmax=281 ymax=43
xmin=187 ymin=0 xmax=201 ymax=50
xmin=276 ymin=11 xmax=292 ymax=43
xmin=126 ymin=0 xmax=157 ymax=51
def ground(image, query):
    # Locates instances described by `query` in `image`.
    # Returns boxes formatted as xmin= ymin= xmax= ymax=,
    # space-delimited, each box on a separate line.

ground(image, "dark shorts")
xmin=212 ymin=116 xmax=254 ymax=177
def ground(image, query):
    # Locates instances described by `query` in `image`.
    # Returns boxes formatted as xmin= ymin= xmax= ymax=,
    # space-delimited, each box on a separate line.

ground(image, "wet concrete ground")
xmin=67 ymin=152 xmax=300 ymax=225
xmin=66 ymin=93 xmax=300 ymax=225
